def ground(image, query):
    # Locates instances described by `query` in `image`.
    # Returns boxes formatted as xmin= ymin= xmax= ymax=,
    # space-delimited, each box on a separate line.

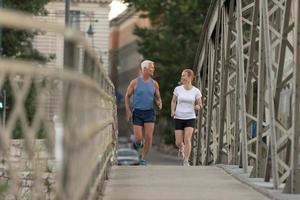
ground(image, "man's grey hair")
xmin=141 ymin=60 xmax=154 ymax=71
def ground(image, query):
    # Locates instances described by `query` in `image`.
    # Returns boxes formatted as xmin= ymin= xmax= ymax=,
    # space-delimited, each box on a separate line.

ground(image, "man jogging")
xmin=125 ymin=60 xmax=162 ymax=165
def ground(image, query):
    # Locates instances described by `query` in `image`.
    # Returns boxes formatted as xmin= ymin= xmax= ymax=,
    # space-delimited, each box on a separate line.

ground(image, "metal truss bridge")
xmin=0 ymin=0 xmax=300 ymax=199
xmin=192 ymin=0 xmax=300 ymax=194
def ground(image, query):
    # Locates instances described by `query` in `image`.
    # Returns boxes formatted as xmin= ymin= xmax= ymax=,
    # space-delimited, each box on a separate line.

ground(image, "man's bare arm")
xmin=154 ymin=80 xmax=162 ymax=110
xmin=125 ymin=80 xmax=136 ymax=121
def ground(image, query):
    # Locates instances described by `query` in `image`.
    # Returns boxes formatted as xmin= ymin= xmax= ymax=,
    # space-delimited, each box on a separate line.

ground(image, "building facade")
xmin=32 ymin=0 xmax=112 ymax=121
xmin=33 ymin=0 xmax=112 ymax=73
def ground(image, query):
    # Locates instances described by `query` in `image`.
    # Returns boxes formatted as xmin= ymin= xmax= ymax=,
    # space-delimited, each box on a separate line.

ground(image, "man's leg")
xmin=141 ymin=122 xmax=155 ymax=160
xmin=133 ymin=125 xmax=143 ymax=144
xmin=133 ymin=125 xmax=143 ymax=156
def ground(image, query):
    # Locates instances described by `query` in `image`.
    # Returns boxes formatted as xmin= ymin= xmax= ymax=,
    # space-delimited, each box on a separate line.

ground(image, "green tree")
xmin=1 ymin=0 xmax=49 ymax=139
xmin=2 ymin=0 xmax=49 ymax=59
xmin=123 ymin=0 xmax=210 ymax=143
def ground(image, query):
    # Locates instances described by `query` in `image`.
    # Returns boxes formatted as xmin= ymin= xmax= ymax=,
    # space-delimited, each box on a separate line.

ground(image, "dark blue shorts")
xmin=132 ymin=109 xmax=155 ymax=126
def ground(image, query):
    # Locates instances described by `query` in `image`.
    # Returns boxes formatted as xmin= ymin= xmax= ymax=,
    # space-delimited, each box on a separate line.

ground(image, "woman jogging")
xmin=171 ymin=69 xmax=203 ymax=166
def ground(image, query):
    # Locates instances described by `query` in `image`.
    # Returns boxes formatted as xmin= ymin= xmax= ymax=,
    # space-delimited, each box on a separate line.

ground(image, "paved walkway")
xmin=147 ymin=147 xmax=182 ymax=165
xmin=102 ymin=166 xmax=270 ymax=200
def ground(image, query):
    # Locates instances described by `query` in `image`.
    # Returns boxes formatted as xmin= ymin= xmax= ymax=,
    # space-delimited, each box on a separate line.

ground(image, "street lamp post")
xmin=64 ymin=0 xmax=74 ymax=70
xmin=0 ymin=0 xmax=5 ymax=127
xmin=86 ymin=23 xmax=95 ymax=50
xmin=0 ymin=0 xmax=3 ymax=55
xmin=65 ymin=0 xmax=70 ymax=26
xmin=86 ymin=24 xmax=94 ymax=37
xmin=2 ymin=90 xmax=6 ymax=128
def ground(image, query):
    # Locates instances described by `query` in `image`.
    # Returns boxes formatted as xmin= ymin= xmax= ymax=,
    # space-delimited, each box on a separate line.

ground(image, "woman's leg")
xmin=183 ymin=127 xmax=194 ymax=161
xmin=175 ymin=130 xmax=184 ymax=158
xmin=174 ymin=119 xmax=184 ymax=158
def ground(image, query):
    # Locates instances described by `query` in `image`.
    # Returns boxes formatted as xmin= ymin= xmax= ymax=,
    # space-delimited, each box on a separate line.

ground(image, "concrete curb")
xmin=217 ymin=164 xmax=300 ymax=200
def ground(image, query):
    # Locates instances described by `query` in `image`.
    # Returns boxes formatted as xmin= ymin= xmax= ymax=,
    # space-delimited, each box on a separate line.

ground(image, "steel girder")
xmin=193 ymin=0 xmax=300 ymax=193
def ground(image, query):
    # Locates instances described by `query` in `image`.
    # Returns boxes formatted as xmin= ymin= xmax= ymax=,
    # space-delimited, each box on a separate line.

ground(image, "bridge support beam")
xmin=194 ymin=0 xmax=300 ymax=193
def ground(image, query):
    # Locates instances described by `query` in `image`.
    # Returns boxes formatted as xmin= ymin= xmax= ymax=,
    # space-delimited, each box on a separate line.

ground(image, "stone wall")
xmin=0 ymin=139 xmax=57 ymax=200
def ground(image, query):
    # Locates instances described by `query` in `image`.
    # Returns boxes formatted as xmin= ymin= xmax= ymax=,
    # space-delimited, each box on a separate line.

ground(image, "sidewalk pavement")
xmin=102 ymin=165 xmax=270 ymax=200
xmin=219 ymin=165 xmax=300 ymax=200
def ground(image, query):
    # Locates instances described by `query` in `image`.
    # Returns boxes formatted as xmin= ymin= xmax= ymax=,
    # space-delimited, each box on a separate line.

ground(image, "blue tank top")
xmin=133 ymin=77 xmax=155 ymax=110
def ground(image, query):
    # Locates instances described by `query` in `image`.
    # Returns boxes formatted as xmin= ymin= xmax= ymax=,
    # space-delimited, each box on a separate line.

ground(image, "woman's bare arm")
xmin=171 ymin=95 xmax=177 ymax=117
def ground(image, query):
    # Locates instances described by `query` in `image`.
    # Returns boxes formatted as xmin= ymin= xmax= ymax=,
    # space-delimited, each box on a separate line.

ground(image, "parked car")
xmin=117 ymin=148 xmax=139 ymax=166
xmin=118 ymin=137 xmax=132 ymax=148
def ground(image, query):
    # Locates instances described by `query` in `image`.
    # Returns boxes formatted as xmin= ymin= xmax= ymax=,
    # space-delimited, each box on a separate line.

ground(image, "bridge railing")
xmin=0 ymin=9 xmax=117 ymax=200
xmin=193 ymin=0 xmax=300 ymax=194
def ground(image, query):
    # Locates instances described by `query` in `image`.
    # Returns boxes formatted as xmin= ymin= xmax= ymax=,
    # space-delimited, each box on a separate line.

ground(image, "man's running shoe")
xmin=139 ymin=159 xmax=147 ymax=166
xmin=133 ymin=142 xmax=143 ymax=159
xmin=133 ymin=142 xmax=143 ymax=150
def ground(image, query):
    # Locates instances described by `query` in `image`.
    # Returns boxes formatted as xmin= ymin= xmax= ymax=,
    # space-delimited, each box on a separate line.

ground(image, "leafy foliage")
xmin=1 ymin=0 xmax=49 ymax=138
xmin=123 ymin=0 xmax=210 ymax=143
xmin=2 ymin=0 xmax=49 ymax=60
xmin=0 ymin=180 xmax=8 ymax=196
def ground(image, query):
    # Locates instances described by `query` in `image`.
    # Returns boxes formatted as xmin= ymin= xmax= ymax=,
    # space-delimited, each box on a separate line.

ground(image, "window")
xmin=70 ymin=11 xmax=80 ymax=30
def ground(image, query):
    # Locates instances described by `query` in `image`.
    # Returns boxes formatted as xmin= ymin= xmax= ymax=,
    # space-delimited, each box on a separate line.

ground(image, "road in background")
xmin=147 ymin=147 xmax=182 ymax=166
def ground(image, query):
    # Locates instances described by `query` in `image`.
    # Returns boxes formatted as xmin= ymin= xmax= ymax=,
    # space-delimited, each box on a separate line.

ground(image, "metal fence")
xmin=0 ymin=9 xmax=117 ymax=200
xmin=193 ymin=0 xmax=300 ymax=194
